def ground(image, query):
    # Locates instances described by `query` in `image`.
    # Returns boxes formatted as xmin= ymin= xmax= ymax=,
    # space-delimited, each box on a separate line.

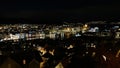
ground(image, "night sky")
xmin=0 ymin=0 xmax=120 ymax=24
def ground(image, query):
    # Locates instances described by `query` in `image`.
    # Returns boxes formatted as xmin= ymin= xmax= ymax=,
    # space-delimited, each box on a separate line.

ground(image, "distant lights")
xmin=67 ymin=28 xmax=71 ymax=31
xmin=75 ymin=33 xmax=81 ymax=37
xmin=84 ymin=24 xmax=88 ymax=28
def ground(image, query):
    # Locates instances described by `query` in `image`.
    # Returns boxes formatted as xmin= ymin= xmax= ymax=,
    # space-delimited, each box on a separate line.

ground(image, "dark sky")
xmin=0 ymin=0 xmax=120 ymax=24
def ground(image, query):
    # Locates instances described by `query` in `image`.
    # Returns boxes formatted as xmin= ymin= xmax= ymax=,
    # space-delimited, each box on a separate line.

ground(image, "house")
xmin=0 ymin=57 xmax=22 ymax=68
xmin=29 ymin=59 xmax=40 ymax=68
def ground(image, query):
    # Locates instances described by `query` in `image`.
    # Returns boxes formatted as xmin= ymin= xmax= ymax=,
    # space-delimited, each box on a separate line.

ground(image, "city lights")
xmin=0 ymin=22 xmax=120 ymax=68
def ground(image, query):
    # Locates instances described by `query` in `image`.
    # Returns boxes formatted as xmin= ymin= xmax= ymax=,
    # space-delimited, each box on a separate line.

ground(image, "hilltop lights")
xmin=82 ymin=24 xmax=89 ymax=33
xmin=83 ymin=24 xmax=88 ymax=30
xmin=84 ymin=24 xmax=88 ymax=28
